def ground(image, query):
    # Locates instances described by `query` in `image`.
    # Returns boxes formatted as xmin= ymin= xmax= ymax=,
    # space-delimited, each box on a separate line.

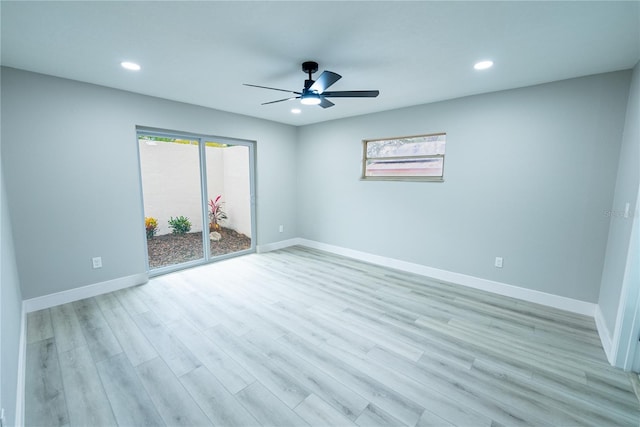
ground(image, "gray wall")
xmin=1 ymin=111 xmax=24 ymax=427
xmin=599 ymin=62 xmax=640 ymax=333
xmin=1 ymin=67 xmax=298 ymax=299
xmin=297 ymin=71 xmax=631 ymax=303
xmin=0 ymin=67 xmax=635 ymax=417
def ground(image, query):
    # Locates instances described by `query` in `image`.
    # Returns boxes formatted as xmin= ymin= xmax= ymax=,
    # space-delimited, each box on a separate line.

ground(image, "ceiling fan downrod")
xmin=302 ymin=61 xmax=318 ymax=89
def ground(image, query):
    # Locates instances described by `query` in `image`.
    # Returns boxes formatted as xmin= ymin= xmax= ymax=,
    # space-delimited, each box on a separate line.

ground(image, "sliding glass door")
xmin=204 ymin=141 xmax=253 ymax=258
xmin=137 ymin=129 xmax=255 ymax=274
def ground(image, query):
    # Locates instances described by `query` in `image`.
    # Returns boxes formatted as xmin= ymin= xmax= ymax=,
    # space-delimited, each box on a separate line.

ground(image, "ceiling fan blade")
xmin=319 ymin=97 xmax=335 ymax=109
xmin=244 ymin=83 xmax=301 ymax=95
xmin=309 ymin=71 xmax=341 ymax=93
xmin=262 ymin=97 xmax=299 ymax=105
xmin=322 ymin=90 xmax=380 ymax=98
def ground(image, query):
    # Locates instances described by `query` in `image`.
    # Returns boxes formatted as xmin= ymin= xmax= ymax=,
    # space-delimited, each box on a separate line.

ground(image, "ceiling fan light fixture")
xmin=300 ymin=94 xmax=321 ymax=105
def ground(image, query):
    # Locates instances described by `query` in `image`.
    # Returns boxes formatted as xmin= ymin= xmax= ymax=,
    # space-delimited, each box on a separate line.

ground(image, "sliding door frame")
xmin=136 ymin=126 xmax=256 ymax=276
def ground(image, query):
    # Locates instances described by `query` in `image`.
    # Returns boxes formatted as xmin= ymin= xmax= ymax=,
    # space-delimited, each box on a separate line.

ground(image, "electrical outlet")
xmin=495 ymin=257 xmax=503 ymax=268
xmin=92 ymin=257 xmax=102 ymax=269
xmin=279 ymin=225 xmax=284 ymax=233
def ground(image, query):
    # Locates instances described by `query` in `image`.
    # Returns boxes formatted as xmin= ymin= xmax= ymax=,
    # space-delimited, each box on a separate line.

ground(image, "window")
xmin=362 ymin=133 xmax=446 ymax=181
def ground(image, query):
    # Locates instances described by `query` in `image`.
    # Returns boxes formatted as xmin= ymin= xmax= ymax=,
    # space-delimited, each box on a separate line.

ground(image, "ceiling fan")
xmin=244 ymin=61 xmax=379 ymax=108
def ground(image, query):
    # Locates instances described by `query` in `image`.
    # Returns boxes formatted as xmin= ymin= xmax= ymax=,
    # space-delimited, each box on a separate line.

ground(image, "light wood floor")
xmin=25 ymin=246 xmax=640 ymax=426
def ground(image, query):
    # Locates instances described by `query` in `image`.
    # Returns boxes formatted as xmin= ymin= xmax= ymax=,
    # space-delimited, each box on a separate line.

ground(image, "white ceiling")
xmin=2 ymin=1 xmax=639 ymax=126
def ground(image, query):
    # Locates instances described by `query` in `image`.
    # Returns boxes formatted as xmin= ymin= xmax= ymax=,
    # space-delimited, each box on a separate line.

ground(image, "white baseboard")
xmin=23 ymin=273 xmax=149 ymax=313
xmin=295 ymin=239 xmax=597 ymax=317
xmin=257 ymin=238 xmax=303 ymax=254
xmin=15 ymin=307 xmax=26 ymax=427
xmin=595 ymin=304 xmax=614 ymax=364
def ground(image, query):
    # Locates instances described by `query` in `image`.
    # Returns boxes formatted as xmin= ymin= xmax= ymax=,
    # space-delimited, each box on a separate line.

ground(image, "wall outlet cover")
xmin=92 ymin=257 xmax=102 ymax=269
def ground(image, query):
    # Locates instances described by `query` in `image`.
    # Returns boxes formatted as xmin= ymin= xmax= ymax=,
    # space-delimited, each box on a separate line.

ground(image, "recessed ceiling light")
xmin=474 ymin=60 xmax=493 ymax=70
xmin=121 ymin=61 xmax=141 ymax=71
xmin=291 ymin=108 xmax=301 ymax=114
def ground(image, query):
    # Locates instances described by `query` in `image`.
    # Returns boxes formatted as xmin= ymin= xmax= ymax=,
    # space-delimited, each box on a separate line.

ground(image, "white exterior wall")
xmin=222 ymin=145 xmax=252 ymax=237
xmin=139 ymin=141 xmax=251 ymax=237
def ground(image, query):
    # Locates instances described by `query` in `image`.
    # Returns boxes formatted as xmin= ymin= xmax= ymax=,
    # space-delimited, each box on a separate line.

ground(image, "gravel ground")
xmin=147 ymin=228 xmax=251 ymax=269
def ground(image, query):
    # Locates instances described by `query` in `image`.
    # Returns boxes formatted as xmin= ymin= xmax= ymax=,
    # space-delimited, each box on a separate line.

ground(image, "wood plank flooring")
xmin=25 ymin=246 xmax=640 ymax=426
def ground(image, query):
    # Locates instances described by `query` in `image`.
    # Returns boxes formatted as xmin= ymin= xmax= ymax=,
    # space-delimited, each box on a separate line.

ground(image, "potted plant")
xmin=208 ymin=195 xmax=228 ymax=232
xmin=145 ymin=216 xmax=158 ymax=239
xmin=168 ymin=215 xmax=191 ymax=235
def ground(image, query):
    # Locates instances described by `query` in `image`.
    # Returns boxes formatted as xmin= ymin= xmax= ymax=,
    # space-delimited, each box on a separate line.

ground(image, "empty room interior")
xmin=1 ymin=1 xmax=640 ymax=426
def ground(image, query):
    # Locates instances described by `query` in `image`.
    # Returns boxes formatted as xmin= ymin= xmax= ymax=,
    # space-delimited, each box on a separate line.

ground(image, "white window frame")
xmin=361 ymin=132 xmax=446 ymax=182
